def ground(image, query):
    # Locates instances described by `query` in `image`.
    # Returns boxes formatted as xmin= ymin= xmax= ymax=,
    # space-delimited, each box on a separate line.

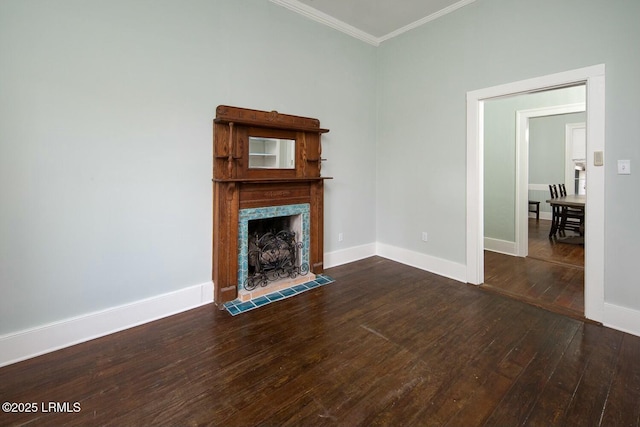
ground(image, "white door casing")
xmin=466 ymin=64 xmax=605 ymax=322
xmin=515 ymin=103 xmax=585 ymax=257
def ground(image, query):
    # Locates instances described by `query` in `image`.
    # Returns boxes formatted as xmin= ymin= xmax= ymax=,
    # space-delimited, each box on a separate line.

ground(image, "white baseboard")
xmin=604 ymin=302 xmax=640 ymax=338
xmin=484 ymin=237 xmax=517 ymax=256
xmin=324 ymin=243 xmax=377 ymax=269
xmin=530 ymin=212 xmax=552 ymax=221
xmin=325 ymin=242 xmax=466 ymax=283
xmin=0 ymin=281 xmax=214 ymax=368
xmin=375 ymin=242 xmax=467 ymax=283
xmin=4 ymin=249 xmax=639 ymax=368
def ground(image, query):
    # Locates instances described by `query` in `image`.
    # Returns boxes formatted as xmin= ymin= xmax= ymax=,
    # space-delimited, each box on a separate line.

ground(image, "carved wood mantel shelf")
xmin=212 ymin=106 xmax=331 ymax=305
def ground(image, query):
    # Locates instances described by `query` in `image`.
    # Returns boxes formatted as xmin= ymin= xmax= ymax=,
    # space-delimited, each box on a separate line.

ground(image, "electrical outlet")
xmin=338 ymin=233 xmax=343 ymax=242
xmin=421 ymin=232 xmax=428 ymax=242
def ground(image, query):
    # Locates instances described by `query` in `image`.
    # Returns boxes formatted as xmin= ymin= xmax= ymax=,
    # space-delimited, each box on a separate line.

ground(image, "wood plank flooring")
xmin=483 ymin=218 xmax=585 ymax=320
xmin=2 ymin=256 xmax=639 ymax=426
xmin=527 ymin=219 xmax=584 ymax=268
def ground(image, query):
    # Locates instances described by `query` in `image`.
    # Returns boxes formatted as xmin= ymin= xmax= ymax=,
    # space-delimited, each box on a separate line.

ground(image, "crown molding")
xmin=269 ymin=0 xmax=380 ymax=46
xmin=270 ymin=0 xmax=476 ymax=46
xmin=378 ymin=0 xmax=477 ymax=43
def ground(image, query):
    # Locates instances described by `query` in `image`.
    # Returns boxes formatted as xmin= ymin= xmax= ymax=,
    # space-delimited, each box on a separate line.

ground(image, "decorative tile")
xmin=315 ymin=275 xmax=332 ymax=285
xmin=266 ymin=293 xmax=284 ymax=302
xmin=237 ymin=203 xmax=311 ymax=292
xmin=279 ymin=288 xmax=297 ymax=297
xmin=223 ymin=275 xmax=335 ymax=316
xmin=292 ymin=284 xmax=309 ymax=292
xmin=226 ymin=305 xmax=241 ymax=316
xmin=236 ymin=301 xmax=256 ymax=311
xmin=252 ymin=296 xmax=270 ymax=306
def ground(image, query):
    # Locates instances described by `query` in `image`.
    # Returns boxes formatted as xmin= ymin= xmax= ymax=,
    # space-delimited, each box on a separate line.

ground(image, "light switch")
xmin=594 ymin=151 xmax=604 ymax=166
xmin=618 ymin=160 xmax=631 ymax=175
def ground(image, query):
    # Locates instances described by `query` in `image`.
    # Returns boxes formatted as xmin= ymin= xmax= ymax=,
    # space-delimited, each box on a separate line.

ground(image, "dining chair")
xmin=528 ymin=200 xmax=540 ymax=220
xmin=548 ymin=185 xmax=561 ymax=237
xmin=556 ymin=183 xmax=584 ymax=236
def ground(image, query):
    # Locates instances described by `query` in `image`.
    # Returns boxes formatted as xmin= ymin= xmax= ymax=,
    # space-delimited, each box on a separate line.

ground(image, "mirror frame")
xmin=242 ymin=127 xmax=298 ymax=179
xmin=248 ymin=136 xmax=296 ymax=170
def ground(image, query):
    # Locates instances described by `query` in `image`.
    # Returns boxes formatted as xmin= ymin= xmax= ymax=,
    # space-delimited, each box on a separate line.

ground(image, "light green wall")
xmin=529 ymin=113 xmax=585 ymax=184
xmin=483 ymin=87 xmax=585 ymax=241
xmin=0 ymin=0 xmax=377 ymax=334
xmin=3 ymin=0 xmax=640 ymax=336
xmin=529 ymin=112 xmax=586 ymax=216
xmin=377 ymin=0 xmax=640 ymax=309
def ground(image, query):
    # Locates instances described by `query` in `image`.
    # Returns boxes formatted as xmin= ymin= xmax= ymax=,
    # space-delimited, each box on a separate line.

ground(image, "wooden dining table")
xmin=546 ymin=194 xmax=586 ymax=237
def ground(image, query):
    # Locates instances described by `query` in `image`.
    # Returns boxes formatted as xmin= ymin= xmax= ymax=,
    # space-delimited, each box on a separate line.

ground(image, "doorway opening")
xmin=481 ymin=88 xmax=587 ymax=318
xmin=466 ymin=65 xmax=605 ymax=323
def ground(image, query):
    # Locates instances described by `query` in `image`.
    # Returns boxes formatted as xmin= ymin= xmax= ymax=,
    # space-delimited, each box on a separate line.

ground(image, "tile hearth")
xmin=223 ymin=275 xmax=334 ymax=316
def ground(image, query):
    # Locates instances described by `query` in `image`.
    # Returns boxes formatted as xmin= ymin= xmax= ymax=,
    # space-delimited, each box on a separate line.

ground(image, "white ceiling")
xmin=270 ymin=0 xmax=476 ymax=45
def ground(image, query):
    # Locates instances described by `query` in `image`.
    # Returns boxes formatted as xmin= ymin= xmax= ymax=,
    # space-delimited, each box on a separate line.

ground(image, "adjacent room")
xmin=2 ymin=0 xmax=639 ymax=425
xmin=482 ymin=85 xmax=587 ymax=319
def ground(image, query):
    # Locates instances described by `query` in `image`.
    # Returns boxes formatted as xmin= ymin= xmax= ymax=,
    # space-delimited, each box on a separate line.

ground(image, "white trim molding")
xmin=0 ymin=282 xmax=214 ymax=368
xmin=531 ymin=211 xmax=553 ymax=221
xmin=467 ymin=64 xmax=606 ymax=323
xmin=604 ymin=303 xmax=640 ymax=338
xmin=484 ymin=238 xmax=517 ymax=256
xmin=5 ymin=227 xmax=640 ymax=368
xmin=269 ymin=0 xmax=477 ymax=46
xmin=326 ymin=241 xmax=467 ymax=284
xmin=529 ymin=183 xmax=552 ymax=191
xmin=332 ymin=240 xmax=640 ymax=339
xmin=4 ymin=242 xmax=460 ymax=368
xmin=376 ymin=243 xmax=467 ymax=283
xmin=324 ymin=243 xmax=377 ymax=268
xmin=378 ymin=0 xmax=476 ymax=43
xmin=515 ymin=102 xmax=586 ymax=257
xmin=269 ymin=0 xmax=380 ymax=46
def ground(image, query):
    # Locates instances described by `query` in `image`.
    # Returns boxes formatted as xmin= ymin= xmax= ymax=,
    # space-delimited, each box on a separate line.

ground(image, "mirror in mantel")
xmin=248 ymin=137 xmax=295 ymax=169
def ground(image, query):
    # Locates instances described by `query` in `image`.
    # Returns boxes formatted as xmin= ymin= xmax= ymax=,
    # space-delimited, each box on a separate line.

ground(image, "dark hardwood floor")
xmin=483 ymin=218 xmax=585 ymax=320
xmin=2 ymin=256 xmax=638 ymax=426
xmin=527 ymin=218 xmax=584 ymax=268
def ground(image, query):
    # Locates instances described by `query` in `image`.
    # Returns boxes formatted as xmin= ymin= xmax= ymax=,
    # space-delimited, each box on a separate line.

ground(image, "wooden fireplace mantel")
xmin=214 ymin=105 xmax=329 ymax=134
xmin=212 ymin=106 xmax=330 ymax=305
xmin=212 ymin=177 xmax=332 ymax=183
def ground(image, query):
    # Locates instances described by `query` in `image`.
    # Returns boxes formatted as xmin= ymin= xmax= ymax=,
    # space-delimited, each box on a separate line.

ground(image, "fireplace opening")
xmin=245 ymin=215 xmax=309 ymax=291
